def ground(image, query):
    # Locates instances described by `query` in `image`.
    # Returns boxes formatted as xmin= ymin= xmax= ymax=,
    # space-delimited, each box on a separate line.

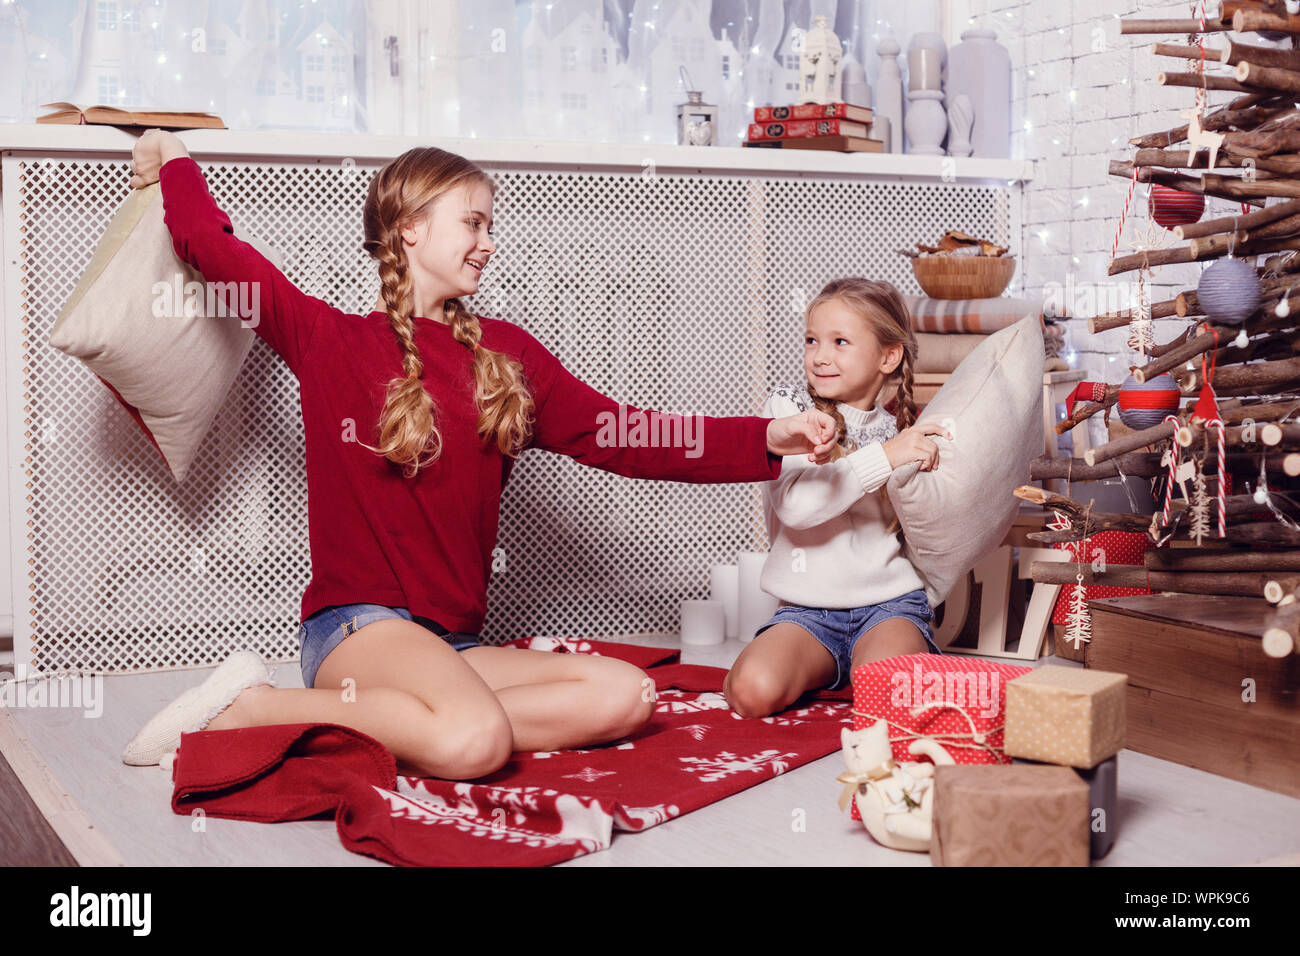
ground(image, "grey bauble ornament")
xmin=1197 ymin=257 xmax=1262 ymax=325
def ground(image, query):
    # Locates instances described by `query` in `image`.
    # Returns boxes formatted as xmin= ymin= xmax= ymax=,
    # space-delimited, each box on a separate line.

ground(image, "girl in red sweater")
xmin=122 ymin=129 xmax=838 ymax=780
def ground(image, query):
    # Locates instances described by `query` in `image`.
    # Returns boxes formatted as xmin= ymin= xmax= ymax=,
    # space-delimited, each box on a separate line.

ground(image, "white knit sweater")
xmin=759 ymin=384 xmax=924 ymax=609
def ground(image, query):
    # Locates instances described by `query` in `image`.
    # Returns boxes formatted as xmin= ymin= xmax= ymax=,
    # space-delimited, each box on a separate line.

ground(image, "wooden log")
xmin=1150 ymin=327 xmax=1199 ymax=357
xmin=1014 ymin=486 xmax=1153 ymax=536
xmin=1122 ymin=19 xmax=1228 ymax=34
xmin=1133 ymin=147 xmax=1247 ymax=170
xmin=1154 ymin=42 xmax=1224 ymax=61
xmin=1221 ymin=0 xmax=1288 ymax=21
xmin=1220 ymin=37 xmax=1300 ymax=71
xmin=1222 ymin=127 xmax=1300 ymax=157
xmin=1143 ymin=144 xmax=1300 ymax=176
xmin=1146 ymin=548 xmax=1300 ymax=571
xmin=1235 ymin=60 xmax=1300 ymax=95
xmin=1204 ymin=171 xmax=1300 ymax=199
xmin=1030 ymin=562 xmax=1276 ymax=596
xmin=1176 ymin=419 xmax=1300 ymax=451
xmin=1084 ymin=420 xmax=1178 ymax=467
xmin=1030 ymin=452 xmax=1164 ymax=481
xmin=1109 ymin=234 xmax=1300 ymax=275
xmin=1158 ymin=71 xmax=1254 ymax=92
xmin=1263 ymin=573 xmax=1300 ymax=603
xmin=1261 ymin=621 xmax=1297 ymax=656
xmin=1129 ymin=97 xmax=1291 ymax=149
xmin=1090 ymin=299 xmax=1183 ymax=332
xmin=1109 ymin=161 xmax=1268 ymax=207
xmin=1234 ymin=8 xmax=1300 ymax=34
xmin=1033 ymin=517 xmax=1300 ymax=547
xmin=1217 ymin=398 xmax=1300 ymax=424
xmin=1190 ymin=221 xmax=1300 ymax=258
xmin=1133 ymin=314 xmax=1300 ymax=382
xmin=1175 ymin=198 xmax=1300 ymax=240
xmin=1175 ymin=355 xmax=1300 ymax=393
xmin=1054 ymin=383 xmax=1122 ymax=434
xmin=1263 ymin=247 xmax=1300 ymax=272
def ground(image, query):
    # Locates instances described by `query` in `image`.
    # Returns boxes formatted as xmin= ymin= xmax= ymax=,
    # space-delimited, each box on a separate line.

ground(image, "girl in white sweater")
xmin=723 ymin=278 xmax=951 ymax=719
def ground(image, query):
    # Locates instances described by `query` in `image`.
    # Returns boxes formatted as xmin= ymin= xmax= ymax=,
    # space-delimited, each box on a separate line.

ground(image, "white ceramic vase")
xmin=905 ymin=89 xmax=947 ymax=155
xmin=947 ymin=94 xmax=974 ymax=157
xmin=944 ymin=27 xmax=1011 ymax=159
xmin=875 ymin=36 xmax=904 ymax=154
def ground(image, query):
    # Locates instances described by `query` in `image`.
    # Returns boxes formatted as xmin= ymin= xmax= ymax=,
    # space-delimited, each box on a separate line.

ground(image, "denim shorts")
xmin=753 ymin=588 xmax=940 ymax=691
xmin=298 ymin=603 xmax=481 ymax=689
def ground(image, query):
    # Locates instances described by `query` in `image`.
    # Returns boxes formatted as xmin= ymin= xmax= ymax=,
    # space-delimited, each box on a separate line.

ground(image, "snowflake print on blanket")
xmin=680 ymin=723 xmax=711 ymax=740
xmin=384 ymin=783 xmax=612 ymax=853
xmin=614 ymin=803 xmax=682 ymax=830
xmin=679 ymin=749 xmax=799 ymax=783
xmin=655 ymin=690 xmax=731 ymax=714
xmin=563 ymin=767 xmax=618 ymax=783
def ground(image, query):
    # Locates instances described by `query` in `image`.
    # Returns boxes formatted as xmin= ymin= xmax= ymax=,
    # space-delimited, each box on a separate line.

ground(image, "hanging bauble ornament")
xmin=1148 ymin=185 xmax=1205 ymax=229
xmin=1118 ymin=371 xmax=1181 ymax=430
xmin=1197 ymin=257 xmax=1262 ymax=325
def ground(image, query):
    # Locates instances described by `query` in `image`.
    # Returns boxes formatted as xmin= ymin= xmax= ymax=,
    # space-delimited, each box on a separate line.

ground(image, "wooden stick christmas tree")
xmin=1023 ymin=1 xmax=1300 ymax=655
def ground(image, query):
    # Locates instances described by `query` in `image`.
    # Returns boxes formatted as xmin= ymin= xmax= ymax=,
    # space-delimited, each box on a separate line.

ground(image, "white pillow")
xmin=49 ymin=183 xmax=283 ymax=482
xmin=886 ymin=313 xmax=1045 ymax=606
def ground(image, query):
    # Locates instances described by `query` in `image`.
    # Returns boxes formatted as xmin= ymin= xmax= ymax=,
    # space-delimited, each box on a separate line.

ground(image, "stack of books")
xmin=742 ymin=102 xmax=883 ymax=153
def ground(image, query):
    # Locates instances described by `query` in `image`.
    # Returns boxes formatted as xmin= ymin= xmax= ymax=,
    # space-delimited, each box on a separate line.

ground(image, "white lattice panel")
xmin=4 ymin=154 xmax=1009 ymax=674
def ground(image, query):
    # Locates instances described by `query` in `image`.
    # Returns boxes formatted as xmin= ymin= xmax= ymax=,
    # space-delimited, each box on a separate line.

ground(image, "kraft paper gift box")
xmin=1015 ymin=755 xmax=1117 ymax=860
xmin=930 ymin=764 xmax=1090 ymax=867
xmin=1003 ymin=665 xmax=1127 ymax=768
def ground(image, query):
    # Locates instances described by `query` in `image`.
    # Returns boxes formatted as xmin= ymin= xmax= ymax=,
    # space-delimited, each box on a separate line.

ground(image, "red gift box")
xmin=847 ymin=654 xmax=1033 ymax=821
xmin=1051 ymin=530 xmax=1154 ymax=626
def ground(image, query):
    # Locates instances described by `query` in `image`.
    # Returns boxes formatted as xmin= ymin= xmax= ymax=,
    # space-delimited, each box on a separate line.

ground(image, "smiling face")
xmin=398 ymin=178 xmax=496 ymax=316
xmin=804 ymin=297 xmax=903 ymax=410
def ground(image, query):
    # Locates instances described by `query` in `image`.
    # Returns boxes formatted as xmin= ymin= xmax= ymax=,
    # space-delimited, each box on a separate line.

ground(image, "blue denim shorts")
xmin=298 ymin=603 xmax=481 ymax=689
xmin=753 ymin=588 xmax=940 ymax=691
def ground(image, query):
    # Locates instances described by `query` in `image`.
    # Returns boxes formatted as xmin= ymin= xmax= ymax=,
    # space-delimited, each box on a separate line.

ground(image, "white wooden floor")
xmin=3 ymin=635 xmax=1298 ymax=867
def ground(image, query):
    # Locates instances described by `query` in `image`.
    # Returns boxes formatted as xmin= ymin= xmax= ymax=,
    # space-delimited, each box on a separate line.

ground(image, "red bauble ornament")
xmin=1148 ymin=185 xmax=1205 ymax=229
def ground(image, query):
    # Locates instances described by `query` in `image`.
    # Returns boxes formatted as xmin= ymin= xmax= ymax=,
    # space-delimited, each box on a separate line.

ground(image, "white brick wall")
xmin=946 ymin=1 xmax=1279 ymax=445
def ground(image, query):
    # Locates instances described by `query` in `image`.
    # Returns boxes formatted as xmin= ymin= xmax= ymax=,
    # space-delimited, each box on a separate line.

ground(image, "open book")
xmin=37 ymin=102 xmax=226 ymax=130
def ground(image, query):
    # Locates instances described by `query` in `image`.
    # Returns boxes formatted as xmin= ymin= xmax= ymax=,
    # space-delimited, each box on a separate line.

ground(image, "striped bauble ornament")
xmin=1197 ymin=256 xmax=1262 ymax=325
xmin=1118 ymin=372 xmax=1181 ymax=430
xmin=1148 ymin=185 xmax=1204 ymax=229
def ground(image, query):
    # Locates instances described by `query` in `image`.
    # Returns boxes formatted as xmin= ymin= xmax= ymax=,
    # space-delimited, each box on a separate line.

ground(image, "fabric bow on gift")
xmin=836 ymin=759 xmax=896 ymax=812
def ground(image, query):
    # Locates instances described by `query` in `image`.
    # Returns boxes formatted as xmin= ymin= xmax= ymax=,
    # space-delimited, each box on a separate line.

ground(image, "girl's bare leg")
xmin=723 ymin=622 xmax=837 ymax=718
xmin=206 ymin=622 xmax=656 ymax=776
xmin=849 ymin=618 xmax=928 ymax=669
xmin=205 ymin=620 xmax=514 ymax=780
xmin=455 ymin=645 xmax=655 ymax=752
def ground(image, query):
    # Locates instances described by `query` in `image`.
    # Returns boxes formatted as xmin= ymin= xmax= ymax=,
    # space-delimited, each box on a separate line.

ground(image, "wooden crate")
xmin=1087 ymin=594 xmax=1300 ymax=797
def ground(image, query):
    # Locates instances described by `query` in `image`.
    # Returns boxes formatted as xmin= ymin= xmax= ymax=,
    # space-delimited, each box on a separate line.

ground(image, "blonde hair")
xmin=804 ymin=277 xmax=918 ymax=460
xmin=359 ymin=147 xmax=534 ymax=478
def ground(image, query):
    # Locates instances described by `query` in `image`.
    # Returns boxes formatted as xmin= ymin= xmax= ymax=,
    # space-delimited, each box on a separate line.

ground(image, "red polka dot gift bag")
xmin=847 ymin=654 xmax=1032 ymax=821
xmin=1050 ymin=531 xmax=1154 ymax=626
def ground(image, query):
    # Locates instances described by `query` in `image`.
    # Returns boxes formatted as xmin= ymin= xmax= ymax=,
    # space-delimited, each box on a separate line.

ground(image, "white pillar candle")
xmin=710 ymin=564 xmax=740 ymax=640
xmin=737 ymin=550 xmax=780 ymax=644
xmin=680 ymin=599 xmax=726 ymax=646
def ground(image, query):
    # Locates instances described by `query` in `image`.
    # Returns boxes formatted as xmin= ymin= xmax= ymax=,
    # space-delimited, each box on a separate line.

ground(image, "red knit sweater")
xmin=158 ymin=156 xmax=784 ymax=632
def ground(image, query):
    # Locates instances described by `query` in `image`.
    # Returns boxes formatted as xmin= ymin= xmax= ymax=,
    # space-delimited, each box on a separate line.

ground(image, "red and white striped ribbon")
xmin=1209 ymin=419 xmax=1226 ymax=537
xmin=1110 ymin=167 xmax=1139 ymax=261
xmin=1160 ymin=414 xmax=1181 ymax=528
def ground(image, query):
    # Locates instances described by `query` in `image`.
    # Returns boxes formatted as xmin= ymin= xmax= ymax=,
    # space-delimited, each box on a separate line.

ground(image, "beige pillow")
xmin=50 ymin=183 xmax=283 ymax=482
xmin=886 ymin=313 xmax=1044 ymax=606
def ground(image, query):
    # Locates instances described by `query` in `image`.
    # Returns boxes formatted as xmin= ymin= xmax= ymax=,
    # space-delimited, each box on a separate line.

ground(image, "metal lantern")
xmin=677 ymin=90 xmax=718 ymax=147
xmin=676 ymin=67 xmax=717 ymax=147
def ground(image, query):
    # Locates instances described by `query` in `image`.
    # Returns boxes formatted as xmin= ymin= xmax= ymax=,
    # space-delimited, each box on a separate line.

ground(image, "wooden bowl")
xmin=912 ymin=254 xmax=1016 ymax=300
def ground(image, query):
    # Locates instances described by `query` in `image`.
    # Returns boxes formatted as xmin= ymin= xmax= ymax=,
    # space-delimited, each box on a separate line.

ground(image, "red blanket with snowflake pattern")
xmin=169 ymin=637 xmax=853 ymax=866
